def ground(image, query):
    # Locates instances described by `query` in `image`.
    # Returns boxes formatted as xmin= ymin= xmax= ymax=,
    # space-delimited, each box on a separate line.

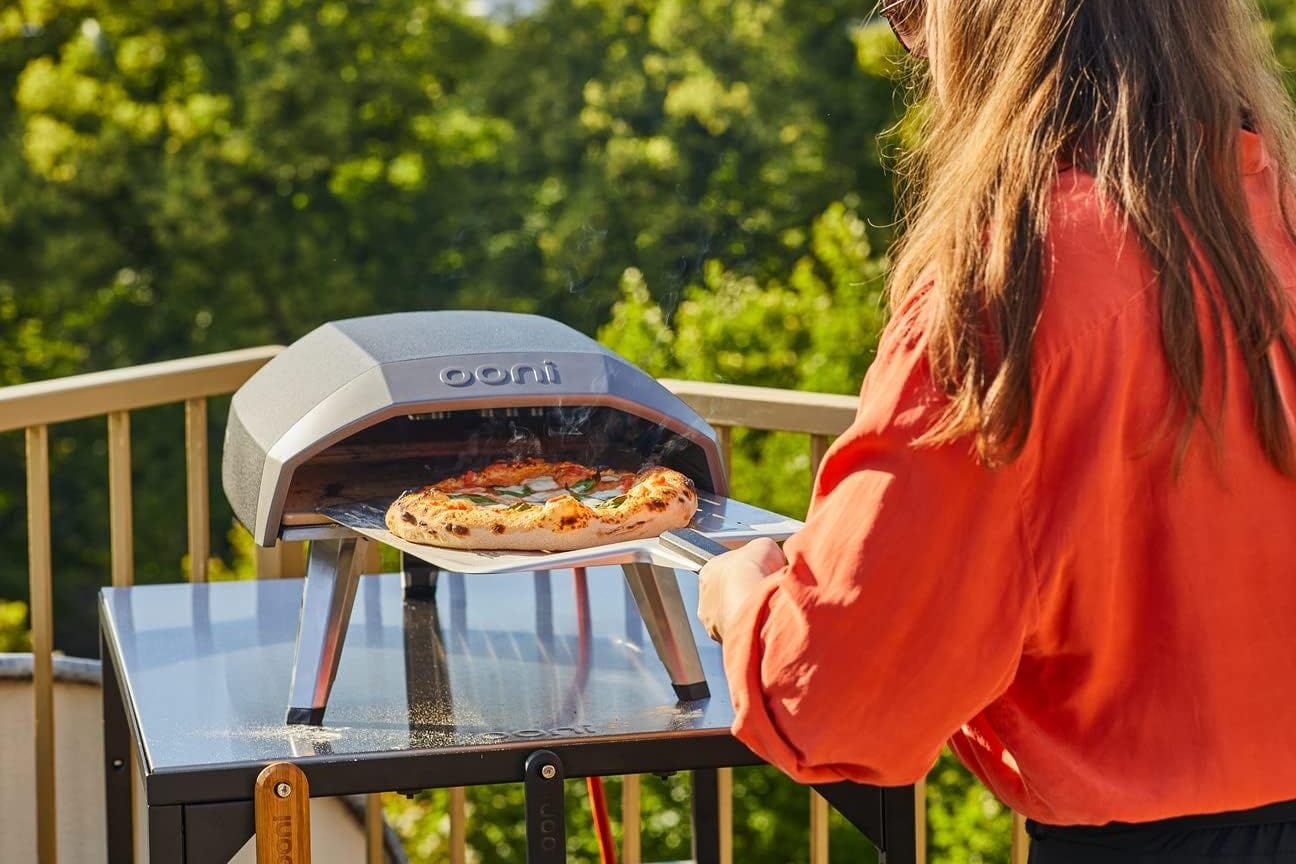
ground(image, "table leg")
xmin=148 ymin=805 xmax=184 ymax=863
xmin=879 ymin=785 xmax=918 ymax=864
xmin=691 ymin=769 xmax=721 ymax=864
xmin=101 ymin=632 xmax=134 ymax=863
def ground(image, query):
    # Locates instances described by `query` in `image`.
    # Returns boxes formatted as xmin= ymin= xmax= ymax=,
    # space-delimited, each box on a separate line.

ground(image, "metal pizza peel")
xmin=318 ymin=492 xmax=802 ymax=574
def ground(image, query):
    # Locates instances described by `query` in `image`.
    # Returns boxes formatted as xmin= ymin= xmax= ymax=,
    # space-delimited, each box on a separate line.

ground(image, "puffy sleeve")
xmin=722 ymin=290 xmax=1040 ymax=786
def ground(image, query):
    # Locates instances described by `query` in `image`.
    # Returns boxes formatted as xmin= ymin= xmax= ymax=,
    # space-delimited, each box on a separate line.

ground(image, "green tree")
xmin=473 ymin=0 xmax=899 ymax=332
xmin=0 ymin=0 xmax=509 ymax=646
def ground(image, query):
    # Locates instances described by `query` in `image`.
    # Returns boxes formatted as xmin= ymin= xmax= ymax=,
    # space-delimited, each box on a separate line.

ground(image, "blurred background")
xmin=3 ymin=1 xmax=1295 ymax=861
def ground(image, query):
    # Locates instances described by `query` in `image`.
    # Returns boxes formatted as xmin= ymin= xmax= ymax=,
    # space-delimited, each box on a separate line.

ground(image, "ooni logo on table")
xmin=439 ymin=360 xmax=561 ymax=387
xmin=272 ymin=813 xmax=294 ymax=864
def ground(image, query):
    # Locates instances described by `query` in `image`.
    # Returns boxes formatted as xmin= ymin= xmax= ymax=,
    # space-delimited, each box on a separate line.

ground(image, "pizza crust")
xmin=385 ymin=464 xmax=698 ymax=551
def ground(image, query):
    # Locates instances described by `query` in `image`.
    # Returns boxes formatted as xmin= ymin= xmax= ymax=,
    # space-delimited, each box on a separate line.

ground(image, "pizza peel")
xmin=318 ymin=492 xmax=802 ymax=574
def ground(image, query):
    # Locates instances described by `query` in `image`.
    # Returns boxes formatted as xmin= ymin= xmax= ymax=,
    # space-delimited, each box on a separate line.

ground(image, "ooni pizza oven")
xmin=222 ymin=311 xmax=797 ymax=725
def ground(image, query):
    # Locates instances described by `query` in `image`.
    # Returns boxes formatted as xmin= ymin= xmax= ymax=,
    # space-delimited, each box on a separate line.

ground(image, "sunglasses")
xmin=880 ymin=0 xmax=926 ymax=57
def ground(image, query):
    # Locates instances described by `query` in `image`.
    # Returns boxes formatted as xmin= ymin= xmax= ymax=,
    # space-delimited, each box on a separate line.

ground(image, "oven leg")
xmin=620 ymin=563 xmax=710 ymax=701
xmin=403 ymin=587 xmax=453 ymax=726
xmin=401 ymin=551 xmax=439 ymax=600
xmin=285 ymin=538 xmax=361 ymax=725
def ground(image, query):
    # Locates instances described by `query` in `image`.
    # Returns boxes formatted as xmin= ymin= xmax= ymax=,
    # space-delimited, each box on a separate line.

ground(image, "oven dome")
xmin=222 ymin=311 xmax=726 ymax=545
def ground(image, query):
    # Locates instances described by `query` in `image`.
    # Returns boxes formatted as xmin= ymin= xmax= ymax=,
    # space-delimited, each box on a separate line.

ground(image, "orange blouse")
xmin=723 ymin=132 xmax=1296 ymax=826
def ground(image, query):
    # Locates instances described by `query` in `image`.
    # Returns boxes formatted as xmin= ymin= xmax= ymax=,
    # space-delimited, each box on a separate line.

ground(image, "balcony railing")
xmin=1 ymin=347 xmax=1029 ymax=863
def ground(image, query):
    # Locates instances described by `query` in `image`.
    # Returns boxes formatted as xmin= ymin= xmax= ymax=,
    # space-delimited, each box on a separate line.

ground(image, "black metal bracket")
xmin=814 ymin=781 xmax=918 ymax=864
xmin=524 ymin=749 xmax=566 ymax=864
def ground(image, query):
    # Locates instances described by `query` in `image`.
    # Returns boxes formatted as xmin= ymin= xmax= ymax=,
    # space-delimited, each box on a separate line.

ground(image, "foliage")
xmin=927 ymin=755 xmax=1014 ymax=864
xmin=383 ymin=770 xmax=888 ymax=864
xmin=1263 ymin=0 xmax=1296 ymax=72
xmin=600 ymin=199 xmax=886 ymax=517
xmin=0 ymin=600 xmax=31 ymax=652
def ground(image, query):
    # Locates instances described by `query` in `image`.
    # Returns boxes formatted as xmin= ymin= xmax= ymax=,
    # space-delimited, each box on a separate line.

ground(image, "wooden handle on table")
xmin=256 ymin=762 xmax=312 ymax=864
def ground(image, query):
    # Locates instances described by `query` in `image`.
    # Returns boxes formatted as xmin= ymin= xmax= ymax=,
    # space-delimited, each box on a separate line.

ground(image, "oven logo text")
xmin=440 ymin=360 xmax=561 ymax=387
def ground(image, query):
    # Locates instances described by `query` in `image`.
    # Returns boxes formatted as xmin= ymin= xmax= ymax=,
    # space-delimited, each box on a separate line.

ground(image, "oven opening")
xmin=281 ymin=405 xmax=714 ymax=525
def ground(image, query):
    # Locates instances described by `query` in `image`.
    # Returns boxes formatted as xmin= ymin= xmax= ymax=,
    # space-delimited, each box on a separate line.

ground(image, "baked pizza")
xmin=385 ymin=457 xmax=698 ymax=551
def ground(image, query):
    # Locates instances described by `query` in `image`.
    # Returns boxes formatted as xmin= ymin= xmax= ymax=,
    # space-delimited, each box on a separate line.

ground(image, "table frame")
xmin=101 ymin=594 xmax=917 ymax=864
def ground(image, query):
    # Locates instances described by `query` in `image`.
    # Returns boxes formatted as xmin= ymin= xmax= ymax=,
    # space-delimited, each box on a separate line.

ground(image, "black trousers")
xmin=1028 ymin=800 xmax=1296 ymax=863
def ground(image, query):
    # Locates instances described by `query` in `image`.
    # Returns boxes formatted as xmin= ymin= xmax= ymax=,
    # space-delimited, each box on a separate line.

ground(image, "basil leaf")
xmin=601 ymin=495 xmax=627 ymax=508
xmin=507 ymin=502 xmax=534 ymax=511
xmin=568 ymin=478 xmax=597 ymax=494
xmin=451 ymin=493 xmax=499 ymax=505
xmin=497 ymin=488 xmax=526 ymax=498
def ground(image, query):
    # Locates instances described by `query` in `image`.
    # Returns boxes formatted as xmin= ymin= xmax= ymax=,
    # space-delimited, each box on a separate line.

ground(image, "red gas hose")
xmin=586 ymin=775 xmax=617 ymax=864
xmin=572 ymin=568 xmax=617 ymax=864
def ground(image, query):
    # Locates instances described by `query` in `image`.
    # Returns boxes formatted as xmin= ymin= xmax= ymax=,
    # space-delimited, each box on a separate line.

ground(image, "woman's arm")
xmin=712 ymin=293 xmax=1041 ymax=786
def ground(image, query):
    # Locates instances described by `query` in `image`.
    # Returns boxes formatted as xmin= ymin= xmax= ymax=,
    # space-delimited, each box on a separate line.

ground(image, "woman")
xmin=697 ymin=1 xmax=1296 ymax=861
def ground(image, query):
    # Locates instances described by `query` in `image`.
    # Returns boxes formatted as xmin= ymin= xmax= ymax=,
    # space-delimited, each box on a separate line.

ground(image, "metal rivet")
xmin=111 ymin=759 xmax=125 ymax=771
xmin=540 ymin=765 xmax=557 ymax=780
xmin=275 ymin=781 xmax=292 ymax=798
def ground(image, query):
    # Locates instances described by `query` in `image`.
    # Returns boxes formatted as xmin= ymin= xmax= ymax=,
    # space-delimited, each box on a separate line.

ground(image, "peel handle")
xmin=657 ymin=528 xmax=733 ymax=566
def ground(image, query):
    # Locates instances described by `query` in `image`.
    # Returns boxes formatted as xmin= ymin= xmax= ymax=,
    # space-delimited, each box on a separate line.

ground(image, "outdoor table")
xmin=99 ymin=568 xmax=917 ymax=863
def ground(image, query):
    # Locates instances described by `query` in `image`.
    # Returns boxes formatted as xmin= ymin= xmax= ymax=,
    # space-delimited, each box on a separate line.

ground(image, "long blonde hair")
xmin=889 ymin=0 xmax=1296 ymax=470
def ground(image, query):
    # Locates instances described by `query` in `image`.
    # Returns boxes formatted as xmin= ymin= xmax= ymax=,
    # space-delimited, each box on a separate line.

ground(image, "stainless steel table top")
xmin=101 ymin=569 xmax=757 ymax=804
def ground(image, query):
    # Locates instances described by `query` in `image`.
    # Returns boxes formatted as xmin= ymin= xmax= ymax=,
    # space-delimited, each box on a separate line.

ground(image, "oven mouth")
xmin=279 ymin=405 xmax=715 ymax=528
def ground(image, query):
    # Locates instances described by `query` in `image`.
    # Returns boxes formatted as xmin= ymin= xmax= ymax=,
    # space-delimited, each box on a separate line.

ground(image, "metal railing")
xmin=3 ymin=347 xmax=1028 ymax=863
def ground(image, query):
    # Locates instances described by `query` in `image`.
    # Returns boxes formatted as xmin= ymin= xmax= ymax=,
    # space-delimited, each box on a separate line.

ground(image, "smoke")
xmin=399 ymin=407 xmax=707 ymax=487
xmin=548 ymin=405 xmax=596 ymax=440
xmin=641 ymin=428 xmax=695 ymax=469
xmin=504 ymin=420 xmax=543 ymax=461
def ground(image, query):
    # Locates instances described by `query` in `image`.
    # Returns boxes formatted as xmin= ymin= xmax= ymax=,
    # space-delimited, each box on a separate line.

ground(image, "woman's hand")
xmin=697 ymin=538 xmax=788 ymax=642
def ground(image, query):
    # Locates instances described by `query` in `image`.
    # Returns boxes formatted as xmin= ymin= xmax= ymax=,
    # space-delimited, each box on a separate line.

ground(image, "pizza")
xmin=385 ymin=457 xmax=698 ymax=551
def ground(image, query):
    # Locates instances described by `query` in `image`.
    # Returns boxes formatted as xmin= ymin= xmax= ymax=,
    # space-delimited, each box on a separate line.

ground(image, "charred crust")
xmin=401 ymin=511 xmax=417 ymax=524
xmin=646 ymin=498 xmax=669 ymax=511
xmin=491 ymin=523 xmax=505 ymax=534
xmin=448 ymin=524 xmax=469 ymax=536
xmin=559 ymin=515 xmax=584 ymax=528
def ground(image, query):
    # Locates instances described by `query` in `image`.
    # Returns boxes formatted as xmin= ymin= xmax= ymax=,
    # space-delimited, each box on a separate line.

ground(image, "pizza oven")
xmin=223 ymin=311 xmax=727 ymax=548
xmin=221 ymin=311 xmax=794 ymax=725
